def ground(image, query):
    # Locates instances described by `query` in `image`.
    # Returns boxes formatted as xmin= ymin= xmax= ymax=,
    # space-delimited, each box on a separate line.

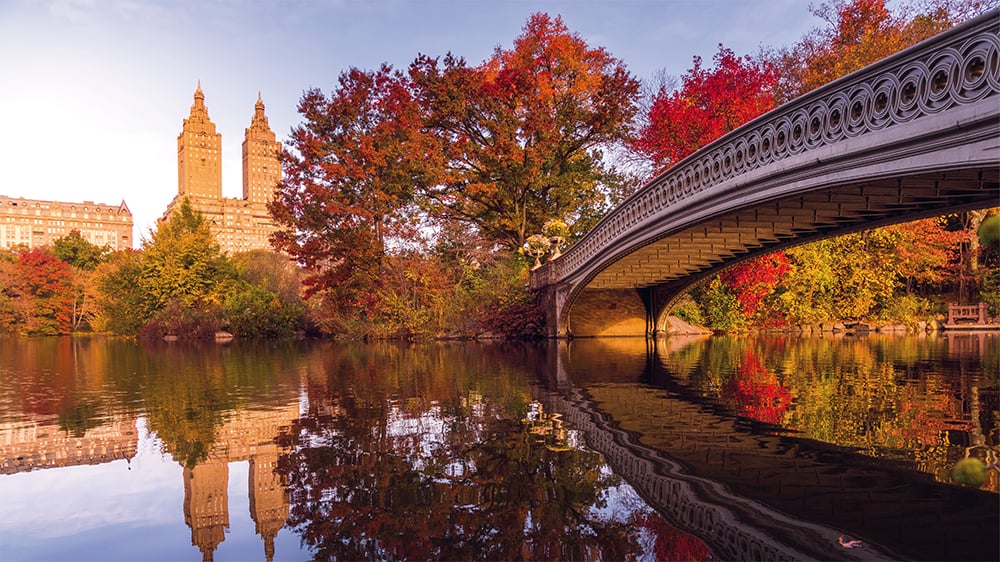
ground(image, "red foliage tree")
xmin=633 ymin=45 xmax=778 ymax=174
xmin=271 ymin=65 xmax=439 ymax=307
xmin=9 ymin=249 xmax=74 ymax=334
xmin=720 ymin=252 xmax=792 ymax=321
xmin=411 ymin=12 xmax=640 ymax=248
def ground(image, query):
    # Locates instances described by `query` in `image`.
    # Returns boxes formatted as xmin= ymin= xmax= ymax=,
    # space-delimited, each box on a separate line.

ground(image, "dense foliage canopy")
xmin=4 ymin=2 xmax=995 ymax=340
xmin=410 ymin=13 xmax=640 ymax=248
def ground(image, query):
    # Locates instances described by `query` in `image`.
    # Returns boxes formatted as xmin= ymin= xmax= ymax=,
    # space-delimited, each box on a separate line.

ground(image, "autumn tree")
xmin=632 ymin=44 xmax=783 ymax=330
xmin=0 ymin=250 xmax=20 ymax=332
xmin=633 ymin=45 xmax=778 ymax=174
xmin=271 ymin=65 xmax=436 ymax=309
xmin=776 ymin=232 xmax=902 ymax=323
xmin=52 ymin=230 xmax=108 ymax=270
xmin=94 ymin=200 xmax=236 ymax=337
xmin=410 ymin=12 xmax=640 ymax=248
xmin=883 ymin=217 xmax=970 ymax=295
xmin=52 ymin=230 xmax=108 ymax=331
xmin=0 ymin=249 xmax=74 ymax=334
xmin=778 ymin=0 xmax=960 ymax=98
xmin=719 ymin=252 xmax=792 ymax=322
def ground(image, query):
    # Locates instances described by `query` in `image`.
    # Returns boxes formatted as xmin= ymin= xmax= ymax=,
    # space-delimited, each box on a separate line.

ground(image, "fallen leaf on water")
xmin=839 ymin=535 xmax=863 ymax=549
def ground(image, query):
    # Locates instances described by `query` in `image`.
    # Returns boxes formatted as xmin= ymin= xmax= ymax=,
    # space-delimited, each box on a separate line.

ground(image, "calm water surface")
xmin=0 ymin=334 xmax=996 ymax=561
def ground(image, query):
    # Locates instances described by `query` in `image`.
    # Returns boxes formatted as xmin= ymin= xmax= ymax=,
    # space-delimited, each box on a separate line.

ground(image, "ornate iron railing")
xmin=533 ymin=10 xmax=999 ymax=289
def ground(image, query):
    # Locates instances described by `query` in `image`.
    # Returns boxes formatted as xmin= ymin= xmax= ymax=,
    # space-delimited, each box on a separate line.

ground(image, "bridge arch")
xmin=531 ymin=11 xmax=1000 ymax=338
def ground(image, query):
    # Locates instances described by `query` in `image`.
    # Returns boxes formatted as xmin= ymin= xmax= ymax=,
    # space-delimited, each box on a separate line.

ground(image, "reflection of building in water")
xmin=0 ymin=416 xmax=138 ymax=475
xmin=180 ymin=404 xmax=299 ymax=562
xmin=184 ymin=462 xmax=229 ymax=562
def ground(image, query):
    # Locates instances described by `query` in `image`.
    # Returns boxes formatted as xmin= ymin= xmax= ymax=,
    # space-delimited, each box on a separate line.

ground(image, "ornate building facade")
xmin=161 ymin=83 xmax=282 ymax=254
xmin=0 ymin=196 xmax=133 ymax=250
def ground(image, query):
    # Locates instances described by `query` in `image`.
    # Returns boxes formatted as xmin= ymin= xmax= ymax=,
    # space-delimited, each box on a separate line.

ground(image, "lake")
xmin=0 ymin=333 xmax=996 ymax=561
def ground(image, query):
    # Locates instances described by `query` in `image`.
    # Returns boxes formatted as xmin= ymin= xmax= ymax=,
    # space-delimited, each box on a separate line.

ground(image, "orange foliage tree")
xmin=411 ymin=13 xmax=640 ymax=249
xmin=884 ymin=217 xmax=972 ymax=295
xmin=271 ymin=65 xmax=440 ymax=310
xmin=781 ymin=0 xmax=958 ymax=97
xmin=0 ymin=249 xmax=74 ymax=334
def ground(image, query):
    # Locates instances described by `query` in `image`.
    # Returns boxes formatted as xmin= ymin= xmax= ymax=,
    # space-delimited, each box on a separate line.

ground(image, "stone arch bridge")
xmin=530 ymin=11 xmax=1000 ymax=337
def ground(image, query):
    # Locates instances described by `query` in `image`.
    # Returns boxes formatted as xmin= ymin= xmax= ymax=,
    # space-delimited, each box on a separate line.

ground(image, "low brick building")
xmin=0 ymin=195 xmax=133 ymax=250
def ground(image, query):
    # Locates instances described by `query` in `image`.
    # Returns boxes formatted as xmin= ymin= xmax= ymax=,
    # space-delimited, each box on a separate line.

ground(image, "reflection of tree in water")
xmin=276 ymin=342 xmax=695 ymax=561
xmin=721 ymin=348 xmax=791 ymax=425
xmin=631 ymin=511 xmax=714 ymax=561
xmin=57 ymin=401 xmax=101 ymax=437
xmin=657 ymin=335 xmax=1000 ymax=490
xmin=141 ymin=358 xmax=233 ymax=468
xmin=109 ymin=341 xmax=306 ymax=468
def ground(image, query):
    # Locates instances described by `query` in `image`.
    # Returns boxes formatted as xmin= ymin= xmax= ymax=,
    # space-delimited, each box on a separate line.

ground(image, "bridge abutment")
xmin=563 ymin=288 xmax=649 ymax=337
xmin=539 ymin=283 xmax=689 ymax=338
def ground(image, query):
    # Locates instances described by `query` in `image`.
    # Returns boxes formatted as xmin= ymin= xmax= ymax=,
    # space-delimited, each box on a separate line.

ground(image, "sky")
xmin=0 ymin=0 xmax=826 ymax=242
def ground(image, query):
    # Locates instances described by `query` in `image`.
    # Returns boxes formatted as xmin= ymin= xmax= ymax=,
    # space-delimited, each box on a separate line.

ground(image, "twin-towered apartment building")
xmin=1 ymin=83 xmax=282 ymax=255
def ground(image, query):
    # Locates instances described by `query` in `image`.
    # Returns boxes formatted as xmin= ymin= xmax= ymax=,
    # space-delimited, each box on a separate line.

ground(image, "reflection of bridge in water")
xmin=538 ymin=339 xmax=999 ymax=561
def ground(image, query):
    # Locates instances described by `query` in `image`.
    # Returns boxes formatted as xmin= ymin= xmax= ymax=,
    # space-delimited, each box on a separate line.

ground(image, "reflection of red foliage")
xmin=631 ymin=511 xmax=714 ymax=561
xmin=724 ymin=349 xmax=791 ymax=425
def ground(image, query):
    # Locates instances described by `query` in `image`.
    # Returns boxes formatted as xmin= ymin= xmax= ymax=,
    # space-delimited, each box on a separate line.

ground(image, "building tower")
xmin=161 ymin=84 xmax=282 ymax=254
xmin=177 ymin=82 xmax=223 ymax=199
xmin=242 ymin=93 xmax=282 ymax=205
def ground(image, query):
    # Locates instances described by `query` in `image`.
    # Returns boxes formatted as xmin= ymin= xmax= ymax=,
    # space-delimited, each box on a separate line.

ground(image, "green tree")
xmin=93 ymin=249 xmax=147 ymax=334
xmin=94 ymin=200 xmax=236 ymax=337
xmin=698 ymin=277 xmax=749 ymax=333
xmin=52 ymin=230 xmax=108 ymax=270
xmin=140 ymin=199 xmax=234 ymax=311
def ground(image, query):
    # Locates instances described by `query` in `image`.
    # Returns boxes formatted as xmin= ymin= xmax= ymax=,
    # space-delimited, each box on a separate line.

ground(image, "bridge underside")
xmin=560 ymin=168 xmax=998 ymax=337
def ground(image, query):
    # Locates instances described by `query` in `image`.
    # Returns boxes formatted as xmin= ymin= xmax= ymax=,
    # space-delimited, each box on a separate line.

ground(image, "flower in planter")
xmin=543 ymin=219 xmax=569 ymax=259
xmin=523 ymin=234 xmax=551 ymax=268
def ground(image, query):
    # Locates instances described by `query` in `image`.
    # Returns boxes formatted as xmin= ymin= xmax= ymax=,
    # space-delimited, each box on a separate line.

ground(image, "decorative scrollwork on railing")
xmin=539 ymin=11 xmax=999 ymax=287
